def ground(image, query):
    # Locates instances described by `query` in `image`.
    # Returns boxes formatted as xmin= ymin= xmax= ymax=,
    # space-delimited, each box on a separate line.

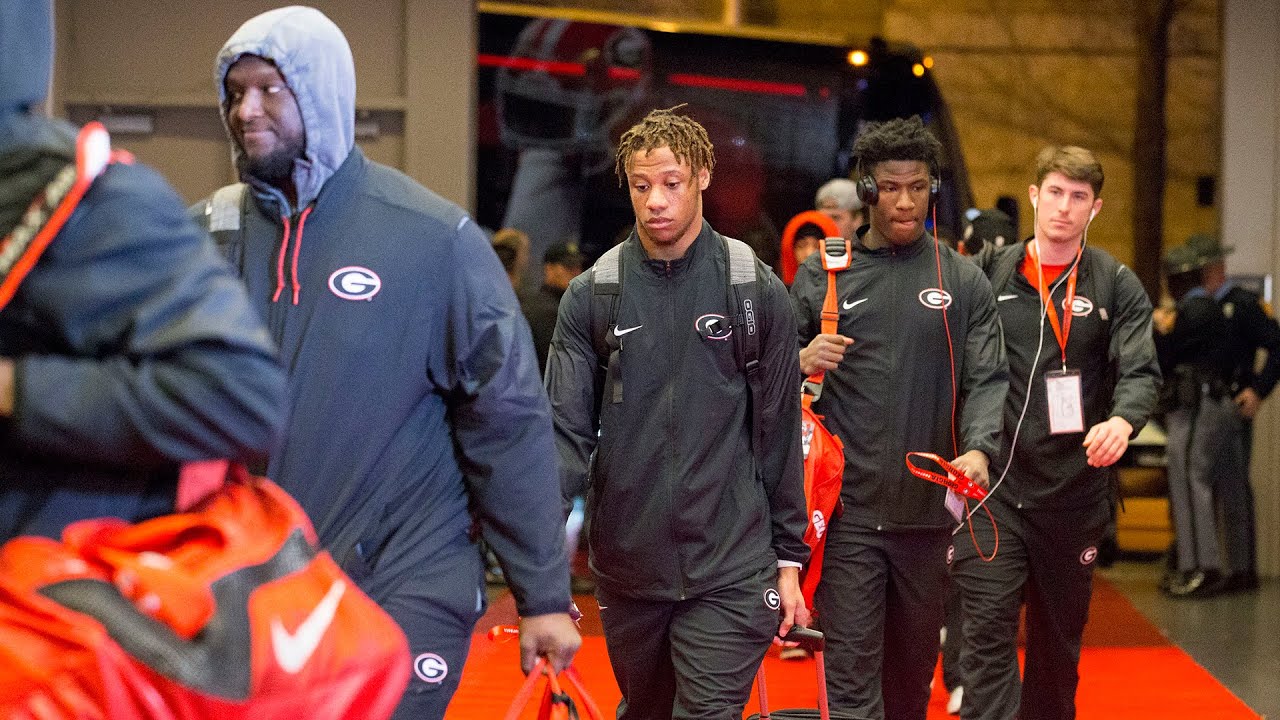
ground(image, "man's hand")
xmin=1235 ymin=388 xmax=1262 ymax=419
xmin=0 ymin=357 xmax=14 ymax=417
xmin=1083 ymin=416 xmax=1133 ymax=467
xmin=519 ymin=612 xmax=582 ymax=675
xmin=799 ymin=334 xmax=853 ymax=375
xmin=949 ymin=449 xmax=991 ymax=489
xmin=774 ymin=565 xmax=811 ymax=642
xmin=1152 ymin=306 xmax=1176 ymax=335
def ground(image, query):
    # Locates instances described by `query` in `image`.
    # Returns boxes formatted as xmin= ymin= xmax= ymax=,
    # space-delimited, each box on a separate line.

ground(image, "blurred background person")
xmin=815 ymin=177 xmax=866 ymax=243
xmin=779 ymin=209 xmax=840 ymax=286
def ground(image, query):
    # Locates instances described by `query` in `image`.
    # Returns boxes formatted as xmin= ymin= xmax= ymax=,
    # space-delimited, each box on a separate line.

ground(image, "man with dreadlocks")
xmin=546 ymin=107 xmax=810 ymax=719
xmin=790 ymin=116 xmax=1007 ymax=720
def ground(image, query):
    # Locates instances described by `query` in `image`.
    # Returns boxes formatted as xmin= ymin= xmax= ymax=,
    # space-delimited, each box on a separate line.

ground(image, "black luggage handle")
xmin=778 ymin=626 xmax=824 ymax=653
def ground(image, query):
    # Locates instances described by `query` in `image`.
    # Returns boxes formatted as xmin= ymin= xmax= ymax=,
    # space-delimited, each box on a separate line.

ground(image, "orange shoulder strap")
xmin=0 ymin=121 xmax=132 ymax=311
xmin=802 ymin=238 xmax=852 ymax=408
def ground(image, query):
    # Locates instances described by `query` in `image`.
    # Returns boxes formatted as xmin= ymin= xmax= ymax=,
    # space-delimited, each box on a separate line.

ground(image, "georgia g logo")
xmin=414 ymin=652 xmax=449 ymax=684
xmin=1080 ymin=546 xmax=1098 ymax=565
xmin=918 ymin=288 xmax=953 ymax=310
xmin=328 ymin=266 xmax=382 ymax=301
xmin=1066 ymin=295 xmax=1095 ymax=317
xmin=695 ymin=313 xmax=733 ymax=340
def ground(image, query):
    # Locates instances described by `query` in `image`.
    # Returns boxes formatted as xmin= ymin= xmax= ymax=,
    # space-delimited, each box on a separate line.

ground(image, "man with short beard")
xmin=193 ymin=8 xmax=579 ymax=718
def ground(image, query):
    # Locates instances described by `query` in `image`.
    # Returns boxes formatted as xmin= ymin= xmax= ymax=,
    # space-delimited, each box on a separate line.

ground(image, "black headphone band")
xmin=855 ymin=160 xmax=941 ymax=206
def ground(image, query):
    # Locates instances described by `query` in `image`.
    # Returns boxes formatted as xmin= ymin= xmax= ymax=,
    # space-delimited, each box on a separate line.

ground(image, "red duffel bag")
xmin=0 ymin=462 xmax=409 ymax=720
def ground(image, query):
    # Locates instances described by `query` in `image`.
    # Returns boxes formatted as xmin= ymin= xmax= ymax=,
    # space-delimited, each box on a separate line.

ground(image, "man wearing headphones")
xmin=951 ymin=147 xmax=1160 ymax=719
xmin=790 ymin=116 xmax=1008 ymax=720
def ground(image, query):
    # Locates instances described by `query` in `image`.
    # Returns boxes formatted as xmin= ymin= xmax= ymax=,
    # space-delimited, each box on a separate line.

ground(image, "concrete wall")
xmin=52 ymin=0 xmax=474 ymax=209
xmin=1222 ymin=0 xmax=1280 ymax=578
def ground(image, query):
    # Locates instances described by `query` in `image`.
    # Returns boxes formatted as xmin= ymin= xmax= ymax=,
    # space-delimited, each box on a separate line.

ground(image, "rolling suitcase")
xmin=747 ymin=627 xmax=870 ymax=720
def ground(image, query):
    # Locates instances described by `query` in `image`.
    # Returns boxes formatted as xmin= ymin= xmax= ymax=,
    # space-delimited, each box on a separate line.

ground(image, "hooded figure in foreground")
xmin=0 ymin=0 xmax=284 ymax=541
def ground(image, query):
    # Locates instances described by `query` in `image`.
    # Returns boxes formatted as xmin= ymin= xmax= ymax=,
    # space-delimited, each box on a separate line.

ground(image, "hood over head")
xmin=0 ymin=0 xmax=52 ymax=116
xmin=215 ymin=6 xmax=355 ymax=211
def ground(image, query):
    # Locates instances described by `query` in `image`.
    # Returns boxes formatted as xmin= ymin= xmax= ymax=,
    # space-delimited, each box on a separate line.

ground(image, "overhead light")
xmin=923 ymin=55 xmax=934 ymax=69
xmin=912 ymin=63 xmax=925 ymax=77
xmin=847 ymin=49 xmax=868 ymax=67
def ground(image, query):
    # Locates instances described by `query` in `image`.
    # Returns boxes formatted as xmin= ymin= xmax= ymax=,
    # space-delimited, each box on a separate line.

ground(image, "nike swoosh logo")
xmin=271 ymin=579 xmax=347 ymax=674
xmin=998 ymin=294 xmax=1018 ymax=302
xmin=613 ymin=325 xmax=642 ymax=337
xmin=842 ymin=298 xmax=868 ymax=310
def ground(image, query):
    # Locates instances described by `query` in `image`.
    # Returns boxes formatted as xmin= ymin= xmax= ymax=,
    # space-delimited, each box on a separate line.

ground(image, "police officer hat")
xmin=1162 ymin=244 xmax=1202 ymax=276
xmin=544 ymin=241 xmax=584 ymax=268
xmin=1184 ymin=233 xmax=1233 ymax=265
xmin=1163 ymin=233 xmax=1232 ymax=275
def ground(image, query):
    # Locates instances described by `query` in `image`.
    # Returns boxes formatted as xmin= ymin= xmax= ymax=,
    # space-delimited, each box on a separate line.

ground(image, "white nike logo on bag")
xmin=613 ymin=325 xmax=642 ymax=337
xmin=271 ymin=580 xmax=347 ymax=674
xmin=998 ymin=294 xmax=1017 ymax=302
xmin=842 ymin=298 xmax=868 ymax=310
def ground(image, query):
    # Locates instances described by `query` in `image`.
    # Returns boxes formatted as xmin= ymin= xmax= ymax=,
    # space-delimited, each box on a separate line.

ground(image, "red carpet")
xmin=445 ymin=578 xmax=1260 ymax=719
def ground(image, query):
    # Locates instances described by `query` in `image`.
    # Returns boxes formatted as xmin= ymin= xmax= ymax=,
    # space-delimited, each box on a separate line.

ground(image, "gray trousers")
xmin=1166 ymin=394 xmax=1245 ymax=572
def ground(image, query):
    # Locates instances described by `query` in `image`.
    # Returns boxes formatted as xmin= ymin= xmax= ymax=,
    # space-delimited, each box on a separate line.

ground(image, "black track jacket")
xmin=547 ymin=222 xmax=809 ymax=601
xmin=791 ymin=232 xmax=1008 ymax=531
xmin=974 ymin=242 xmax=1160 ymax=510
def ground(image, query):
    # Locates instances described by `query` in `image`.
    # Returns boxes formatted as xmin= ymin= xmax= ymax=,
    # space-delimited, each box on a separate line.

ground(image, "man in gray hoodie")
xmin=195 ymin=7 xmax=579 ymax=718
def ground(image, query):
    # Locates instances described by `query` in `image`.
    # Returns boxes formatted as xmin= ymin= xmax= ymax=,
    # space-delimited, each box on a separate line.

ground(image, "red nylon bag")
xmin=797 ymin=238 xmax=851 ymax=609
xmin=0 ymin=463 xmax=410 ymax=720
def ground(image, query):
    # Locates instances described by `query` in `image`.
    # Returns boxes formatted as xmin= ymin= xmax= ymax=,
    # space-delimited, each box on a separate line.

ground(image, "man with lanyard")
xmin=791 ymin=116 xmax=1007 ymax=720
xmin=952 ymin=146 xmax=1160 ymax=720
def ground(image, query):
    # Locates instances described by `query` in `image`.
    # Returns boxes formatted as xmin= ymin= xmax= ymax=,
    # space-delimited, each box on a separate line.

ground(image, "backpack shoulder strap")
xmin=722 ymin=234 xmax=765 ymax=458
xmin=987 ymin=243 xmax=1024 ymax=296
xmin=0 ymin=121 xmax=126 ymax=311
xmin=802 ymin=238 xmax=852 ymax=405
xmin=198 ymin=182 xmax=248 ymax=267
xmin=1084 ymin=246 xmax=1121 ymax=325
xmin=590 ymin=242 xmax=625 ymax=405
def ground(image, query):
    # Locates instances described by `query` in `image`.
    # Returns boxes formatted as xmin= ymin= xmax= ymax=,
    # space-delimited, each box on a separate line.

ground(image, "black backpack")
xmin=587 ymin=233 xmax=767 ymax=456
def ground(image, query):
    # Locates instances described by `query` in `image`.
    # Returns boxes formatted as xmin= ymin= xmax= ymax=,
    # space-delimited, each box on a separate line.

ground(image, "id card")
xmin=945 ymin=488 xmax=965 ymax=523
xmin=1046 ymin=369 xmax=1084 ymax=434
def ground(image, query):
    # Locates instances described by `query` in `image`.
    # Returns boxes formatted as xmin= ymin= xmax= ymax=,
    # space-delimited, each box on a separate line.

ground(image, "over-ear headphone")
xmin=855 ymin=164 xmax=941 ymax=207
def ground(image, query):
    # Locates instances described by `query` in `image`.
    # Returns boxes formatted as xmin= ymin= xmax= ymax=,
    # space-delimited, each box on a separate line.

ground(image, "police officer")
xmin=1154 ymin=241 xmax=1238 ymax=598
xmin=1180 ymin=234 xmax=1280 ymax=592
